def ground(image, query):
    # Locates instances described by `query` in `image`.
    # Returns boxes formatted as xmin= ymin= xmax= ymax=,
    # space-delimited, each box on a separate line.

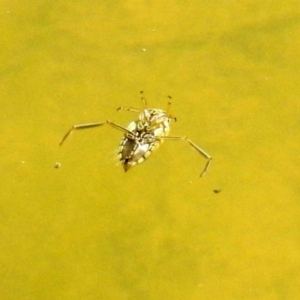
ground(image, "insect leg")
xmin=60 ymin=120 xmax=135 ymax=146
xmin=187 ymin=138 xmax=212 ymax=177
xmin=116 ymin=107 xmax=140 ymax=113
xmin=157 ymin=136 xmax=212 ymax=177
xmin=116 ymin=90 xmax=148 ymax=112
xmin=59 ymin=122 xmax=105 ymax=146
xmin=106 ymin=120 xmax=133 ymax=134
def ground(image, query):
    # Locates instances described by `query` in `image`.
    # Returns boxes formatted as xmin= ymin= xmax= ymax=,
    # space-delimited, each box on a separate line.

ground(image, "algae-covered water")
xmin=0 ymin=1 xmax=299 ymax=299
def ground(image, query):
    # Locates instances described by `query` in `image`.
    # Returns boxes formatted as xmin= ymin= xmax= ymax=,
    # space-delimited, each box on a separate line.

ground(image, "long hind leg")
xmin=59 ymin=121 xmax=133 ymax=146
xmin=158 ymin=136 xmax=212 ymax=177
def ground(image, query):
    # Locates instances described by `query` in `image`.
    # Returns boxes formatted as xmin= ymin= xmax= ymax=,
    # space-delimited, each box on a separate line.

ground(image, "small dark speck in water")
xmin=54 ymin=162 xmax=61 ymax=169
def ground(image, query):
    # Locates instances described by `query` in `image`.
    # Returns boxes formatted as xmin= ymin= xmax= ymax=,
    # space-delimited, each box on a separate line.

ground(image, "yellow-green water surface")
xmin=1 ymin=1 xmax=300 ymax=299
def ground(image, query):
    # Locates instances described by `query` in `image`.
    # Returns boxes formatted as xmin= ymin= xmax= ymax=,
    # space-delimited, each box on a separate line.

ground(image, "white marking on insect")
xmin=59 ymin=91 xmax=212 ymax=177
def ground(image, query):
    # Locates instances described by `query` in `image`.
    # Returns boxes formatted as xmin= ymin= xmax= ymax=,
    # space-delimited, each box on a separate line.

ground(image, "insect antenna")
xmin=166 ymin=95 xmax=177 ymax=122
xmin=140 ymin=91 xmax=147 ymax=107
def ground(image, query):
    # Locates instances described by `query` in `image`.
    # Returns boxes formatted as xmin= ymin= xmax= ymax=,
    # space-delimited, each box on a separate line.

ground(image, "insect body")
xmin=60 ymin=91 xmax=212 ymax=176
xmin=118 ymin=107 xmax=171 ymax=171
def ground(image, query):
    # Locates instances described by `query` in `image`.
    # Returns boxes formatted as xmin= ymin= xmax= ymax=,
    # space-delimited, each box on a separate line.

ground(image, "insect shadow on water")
xmin=59 ymin=91 xmax=212 ymax=177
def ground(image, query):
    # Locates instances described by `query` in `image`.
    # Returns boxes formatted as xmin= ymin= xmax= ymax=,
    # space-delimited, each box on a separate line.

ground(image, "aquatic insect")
xmin=59 ymin=91 xmax=212 ymax=176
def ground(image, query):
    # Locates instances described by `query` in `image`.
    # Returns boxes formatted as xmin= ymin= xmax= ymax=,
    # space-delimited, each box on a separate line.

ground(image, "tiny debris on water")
xmin=54 ymin=162 xmax=61 ymax=169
